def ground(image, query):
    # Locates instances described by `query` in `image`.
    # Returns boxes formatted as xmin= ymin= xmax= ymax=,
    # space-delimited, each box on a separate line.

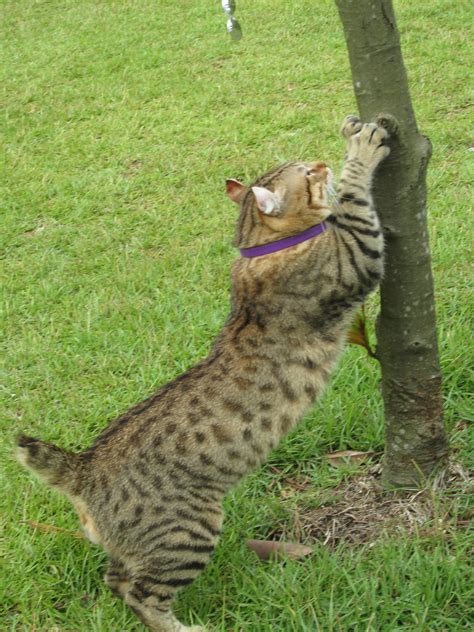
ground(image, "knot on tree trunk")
xmin=376 ymin=113 xmax=399 ymax=137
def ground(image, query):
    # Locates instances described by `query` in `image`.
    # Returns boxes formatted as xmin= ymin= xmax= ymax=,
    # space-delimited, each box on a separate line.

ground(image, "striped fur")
xmin=16 ymin=116 xmax=389 ymax=631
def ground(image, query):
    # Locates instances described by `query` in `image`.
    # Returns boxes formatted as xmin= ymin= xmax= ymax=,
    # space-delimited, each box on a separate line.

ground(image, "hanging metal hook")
xmin=222 ymin=0 xmax=242 ymax=40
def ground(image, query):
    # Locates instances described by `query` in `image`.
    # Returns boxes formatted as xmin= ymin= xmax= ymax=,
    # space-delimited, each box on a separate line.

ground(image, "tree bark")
xmin=335 ymin=0 xmax=449 ymax=486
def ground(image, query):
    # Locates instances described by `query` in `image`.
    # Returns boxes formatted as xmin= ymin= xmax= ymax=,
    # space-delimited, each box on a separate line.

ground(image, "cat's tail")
xmin=16 ymin=434 xmax=82 ymax=496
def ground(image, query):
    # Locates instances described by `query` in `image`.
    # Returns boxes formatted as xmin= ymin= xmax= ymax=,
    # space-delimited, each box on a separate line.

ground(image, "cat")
xmin=16 ymin=116 xmax=389 ymax=632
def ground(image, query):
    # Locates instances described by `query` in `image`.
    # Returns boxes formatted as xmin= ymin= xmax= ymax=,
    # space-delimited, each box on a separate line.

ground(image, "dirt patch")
xmin=124 ymin=159 xmax=143 ymax=177
xmin=273 ymin=462 xmax=472 ymax=548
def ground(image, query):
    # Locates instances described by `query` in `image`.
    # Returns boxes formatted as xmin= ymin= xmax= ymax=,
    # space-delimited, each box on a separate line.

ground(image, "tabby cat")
xmin=17 ymin=116 xmax=389 ymax=631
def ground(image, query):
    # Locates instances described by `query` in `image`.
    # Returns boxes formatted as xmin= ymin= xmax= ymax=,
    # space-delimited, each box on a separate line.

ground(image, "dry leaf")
xmin=246 ymin=539 xmax=312 ymax=561
xmin=326 ymin=450 xmax=375 ymax=468
xmin=348 ymin=306 xmax=377 ymax=359
xmin=280 ymin=488 xmax=296 ymax=499
xmin=454 ymin=419 xmax=469 ymax=433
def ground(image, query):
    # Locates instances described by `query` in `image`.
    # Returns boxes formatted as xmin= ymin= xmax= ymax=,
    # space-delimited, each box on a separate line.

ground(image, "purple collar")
xmin=240 ymin=221 xmax=327 ymax=258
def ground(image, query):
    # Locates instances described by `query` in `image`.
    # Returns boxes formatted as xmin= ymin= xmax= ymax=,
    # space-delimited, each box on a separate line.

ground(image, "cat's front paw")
xmin=340 ymin=115 xmax=362 ymax=139
xmin=347 ymin=122 xmax=390 ymax=167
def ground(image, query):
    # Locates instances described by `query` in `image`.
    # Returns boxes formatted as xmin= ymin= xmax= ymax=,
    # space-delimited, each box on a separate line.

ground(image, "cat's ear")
xmin=225 ymin=179 xmax=248 ymax=204
xmin=251 ymin=186 xmax=283 ymax=217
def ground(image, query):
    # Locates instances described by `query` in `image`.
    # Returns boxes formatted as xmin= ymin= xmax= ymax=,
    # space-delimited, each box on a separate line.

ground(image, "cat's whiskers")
xmin=327 ymin=182 xmax=342 ymax=211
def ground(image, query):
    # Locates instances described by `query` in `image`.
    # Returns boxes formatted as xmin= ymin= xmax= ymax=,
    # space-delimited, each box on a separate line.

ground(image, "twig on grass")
xmin=21 ymin=519 xmax=84 ymax=539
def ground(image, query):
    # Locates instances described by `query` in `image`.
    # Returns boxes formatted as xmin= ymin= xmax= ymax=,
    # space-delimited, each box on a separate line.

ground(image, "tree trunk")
xmin=334 ymin=0 xmax=449 ymax=486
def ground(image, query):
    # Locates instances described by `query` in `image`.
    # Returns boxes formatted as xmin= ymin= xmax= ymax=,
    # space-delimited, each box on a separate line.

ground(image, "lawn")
xmin=1 ymin=0 xmax=472 ymax=630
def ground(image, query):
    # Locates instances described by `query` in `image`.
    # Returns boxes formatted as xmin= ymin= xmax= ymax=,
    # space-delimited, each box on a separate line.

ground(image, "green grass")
xmin=1 ymin=0 xmax=473 ymax=630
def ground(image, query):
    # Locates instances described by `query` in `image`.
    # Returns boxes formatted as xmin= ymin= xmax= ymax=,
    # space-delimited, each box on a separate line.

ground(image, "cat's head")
xmin=226 ymin=161 xmax=332 ymax=248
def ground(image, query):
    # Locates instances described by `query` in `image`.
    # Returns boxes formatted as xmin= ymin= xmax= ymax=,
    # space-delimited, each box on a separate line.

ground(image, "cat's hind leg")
xmin=104 ymin=556 xmax=130 ymax=598
xmin=123 ymin=557 xmax=207 ymax=631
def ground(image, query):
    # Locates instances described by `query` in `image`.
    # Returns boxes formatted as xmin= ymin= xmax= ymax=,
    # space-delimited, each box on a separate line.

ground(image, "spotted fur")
xmin=16 ymin=117 xmax=389 ymax=631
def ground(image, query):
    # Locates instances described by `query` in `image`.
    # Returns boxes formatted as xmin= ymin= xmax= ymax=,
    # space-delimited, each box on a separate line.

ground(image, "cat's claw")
xmin=341 ymin=115 xmax=362 ymax=139
xmin=347 ymin=122 xmax=390 ymax=166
